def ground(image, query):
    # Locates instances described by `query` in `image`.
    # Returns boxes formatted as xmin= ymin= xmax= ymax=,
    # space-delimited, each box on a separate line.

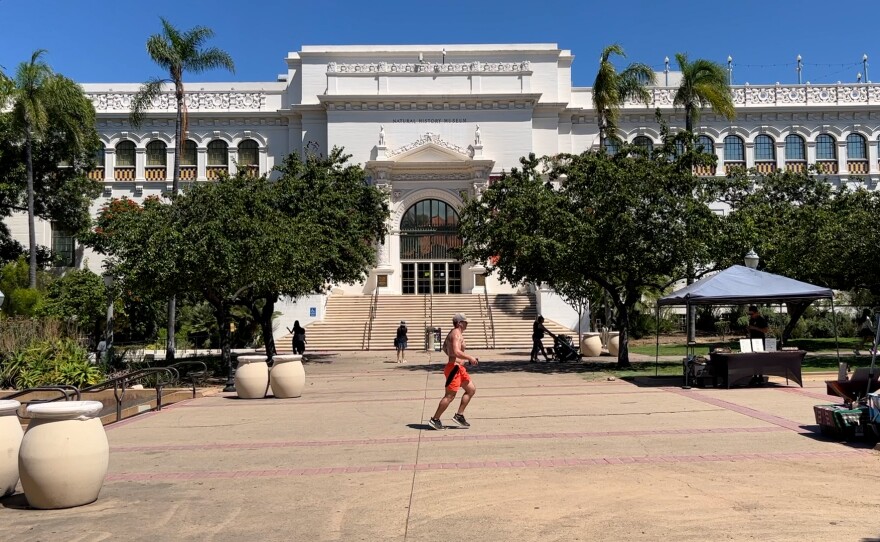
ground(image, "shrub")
xmin=0 ymin=338 xmax=104 ymax=389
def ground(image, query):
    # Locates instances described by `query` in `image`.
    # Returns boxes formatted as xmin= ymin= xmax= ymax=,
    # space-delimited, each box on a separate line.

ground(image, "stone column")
xmin=135 ymin=148 xmax=145 ymax=181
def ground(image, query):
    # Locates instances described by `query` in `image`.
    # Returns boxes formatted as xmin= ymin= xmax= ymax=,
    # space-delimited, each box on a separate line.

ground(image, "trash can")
xmin=433 ymin=327 xmax=442 ymax=352
xmin=425 ymin=327 xmax=443 ymax=351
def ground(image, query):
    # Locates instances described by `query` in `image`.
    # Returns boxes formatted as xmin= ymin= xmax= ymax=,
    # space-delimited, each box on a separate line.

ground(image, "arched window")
xmin=754 ymin=135 xmax=775 ymax=161
xmin=847 ymin=133 xmax=867 ymax=160
xmin=238 ymin=139 xmax=259 ymax=167
xmin=785 ymin=134 xmax=806 ymax=160
xmin=207 ymin=140 xmax=228 ymax=165
xmin=146 ymin=141 xmax=167 ymax=166
xmin=697 ymin=136 xmax=714 ymax=154
xmin=180 ymin=140 xmax=197 ymax=166
xmin=632 ymin=136 xmax=653 ymax=153
xmin=604 ymin=138 xmax=620 ymax=155
xmin=816 ymin=134 xmax=836 ymax=160
xmin=399 ymin=199 xmax=461 ymax=260
xmin=723 ymin=135 xmax=745 ymax=162
xmin=94 ymin=144 xmax=105 ymax=167
xmin=115 ymin=140 xmax=135 ymax=167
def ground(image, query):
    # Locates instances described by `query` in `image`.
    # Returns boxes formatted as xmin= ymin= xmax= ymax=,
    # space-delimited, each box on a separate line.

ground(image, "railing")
xmin=848 ymin=160 xmax=869 ymax=174
xmin=754 ymin=162 xmax=776 ymax=174
xmin=724 ymin=162 xmax=746 ymax=175
xmin=179 ymin=166 xmax=197 ymax=181
xmin=785 ymin=161 xmax=807 ymax=173
xmin=114 ymin=167 xmax=135 ymax=181
xmin=166 ymin=361 xmax=209 ymax=399
xmin=145 ymin=166 xmax=166 ymax=180
xmin=483 ymin=283 xmax=496 ymax=349
xmin=365 ymin=288 xmax=378 ymax=350
xmin=692 ymin=164 xmax=716 ymax=177
xmin=81 ymin=367 xmax=177 ymax=422
xmin=88 ymin=168 xmax=104 ymax=181
xmin=816 ymin=161 xmax=839 ymax=174
xmin=206 ymin=166 xmax=227 ymax=180
xmin=4 ymin=386 xmax=80 ymax=404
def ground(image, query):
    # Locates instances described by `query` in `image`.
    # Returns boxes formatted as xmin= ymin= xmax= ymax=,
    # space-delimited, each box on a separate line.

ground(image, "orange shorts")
xmin=443 ymin=361 xmax=471 ymax=392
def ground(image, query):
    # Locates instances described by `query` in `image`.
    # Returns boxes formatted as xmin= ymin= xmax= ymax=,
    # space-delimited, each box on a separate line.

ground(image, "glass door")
xmin=402 ymin=263 xmax=415 ymax=294
xmin=432 ymin=263 xmax=447 ymax=294
xmin=417 ymin=263 xmax=431 ymax=294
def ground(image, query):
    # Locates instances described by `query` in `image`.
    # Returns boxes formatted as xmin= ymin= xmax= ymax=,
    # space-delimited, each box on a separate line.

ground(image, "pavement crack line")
xmin=404 ymin=350 xmax=434 ymax=541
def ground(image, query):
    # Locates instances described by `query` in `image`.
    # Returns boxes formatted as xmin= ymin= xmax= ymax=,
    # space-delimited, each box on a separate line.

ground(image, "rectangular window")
xmin=146 ymin=145 xmax=166 ymax=166
xmin=448 ymin=264 xmax=461 ymax=294
xmin=51 ymin=225 xmax=75 ymax=267
xmin=785 ymin=138 xmax=805 ymax=160
xmin=402 ymin=264 xmax=415 ymax=294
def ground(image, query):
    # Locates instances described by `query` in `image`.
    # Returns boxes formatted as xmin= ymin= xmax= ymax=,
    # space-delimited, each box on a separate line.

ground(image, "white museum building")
xmin=6 ymin=43 xmax=880 ymax=350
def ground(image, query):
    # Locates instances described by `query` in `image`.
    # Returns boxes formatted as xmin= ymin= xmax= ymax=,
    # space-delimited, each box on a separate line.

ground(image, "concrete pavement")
xmin=2 ymin=348 xmax=879 ymax=541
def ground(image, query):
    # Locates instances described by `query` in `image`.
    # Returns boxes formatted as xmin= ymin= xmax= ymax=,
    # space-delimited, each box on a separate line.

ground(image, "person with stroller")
xmin=855 ymin=308 xmax=876 ymax=356
xmin=395 ymin=320 xmax=408 ymax=363
xmin=530 ymin=315 xmax=555 ymax=362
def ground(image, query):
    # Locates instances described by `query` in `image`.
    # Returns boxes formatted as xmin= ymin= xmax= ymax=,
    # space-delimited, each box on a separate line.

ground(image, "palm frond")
xmin=146 ymin=34 xmax=178 ymax=73
xmin=129 ymin=77 xmax=166 ymax=128
xmin=185 ymin=48 xmax=235 ymax=74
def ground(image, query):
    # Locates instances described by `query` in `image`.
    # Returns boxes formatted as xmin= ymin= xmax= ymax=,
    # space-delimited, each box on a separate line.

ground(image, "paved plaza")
xmin=3 ymin=349 xmax=880 ymax=541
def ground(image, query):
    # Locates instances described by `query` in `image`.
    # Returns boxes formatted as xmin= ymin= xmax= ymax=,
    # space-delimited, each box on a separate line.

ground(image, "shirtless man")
xmin=428 ymin=313 xmax=479 ymax=430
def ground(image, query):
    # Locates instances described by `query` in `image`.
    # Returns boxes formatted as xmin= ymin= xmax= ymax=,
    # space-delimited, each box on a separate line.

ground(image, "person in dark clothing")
xmin=395 ymin=320 xmax=408 ymax=363
xmin=530 ymin=316 xmax=553 ymax=362
xmin=746 ymin=305 xmax=769 ymax=385
xmin=291 ymin=320 xmax=306 ymax=355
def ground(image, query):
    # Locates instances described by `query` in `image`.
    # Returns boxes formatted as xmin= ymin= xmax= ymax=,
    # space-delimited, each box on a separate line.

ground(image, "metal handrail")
xmin=365 ymin=288 xmax=379 ymax=350
xmin=4 ymin=386 xmax=81 ymax=403
xmin=483 ymin=283 xmax=496 ymax=349
xmin=166 ymin=361 xmax=209 ymax=399
xmin=82 ymin=367 xmax=177 ymax=422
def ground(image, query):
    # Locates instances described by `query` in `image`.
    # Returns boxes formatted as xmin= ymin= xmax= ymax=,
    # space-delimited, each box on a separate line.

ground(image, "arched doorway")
xmin=399 ymin=198 xmax=462 ymax=294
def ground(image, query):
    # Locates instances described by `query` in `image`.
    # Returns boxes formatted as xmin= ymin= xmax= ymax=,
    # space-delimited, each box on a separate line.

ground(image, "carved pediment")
xmin=387 ymin=133 xmax=473 ymax=162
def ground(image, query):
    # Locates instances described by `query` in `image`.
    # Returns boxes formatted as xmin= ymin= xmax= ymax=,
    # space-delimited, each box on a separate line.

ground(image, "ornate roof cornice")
xmin=326 ymin=61 xmax=531 ymax=75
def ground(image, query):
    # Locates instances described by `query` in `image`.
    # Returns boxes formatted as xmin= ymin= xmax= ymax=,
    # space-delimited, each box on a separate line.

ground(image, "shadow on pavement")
xmin=405 ymin=423 xmax=467 ymax=431
xmin=393 ymin=359 xmax=612 ymax=376
xmin=0 ymin=493 xmax=29 ymax=510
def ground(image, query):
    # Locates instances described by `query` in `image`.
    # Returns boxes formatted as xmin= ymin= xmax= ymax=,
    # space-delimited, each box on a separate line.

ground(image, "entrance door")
xmin=401 ymin=262 xmax=460 ymax=294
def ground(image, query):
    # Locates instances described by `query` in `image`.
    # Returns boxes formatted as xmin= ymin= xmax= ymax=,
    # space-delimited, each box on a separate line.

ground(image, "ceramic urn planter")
xmin=18 ymin=400 xmax=108 ymax=509
xmin=235 ymin=355 xmax=270 ymax=399
xmin=0 ymin=399 xmax=23 ymax=497
xmin=607 ymin=332 xmax=621 ymax=356
xmin=580 ymin=333 xmax=603 ymax=357
xmin=270 ymin=355 xmax=305 ymax=398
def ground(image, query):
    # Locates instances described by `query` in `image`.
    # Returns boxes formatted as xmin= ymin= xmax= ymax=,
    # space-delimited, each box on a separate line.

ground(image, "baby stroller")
xmin=551 ymin=334 xmax=582 ymax=362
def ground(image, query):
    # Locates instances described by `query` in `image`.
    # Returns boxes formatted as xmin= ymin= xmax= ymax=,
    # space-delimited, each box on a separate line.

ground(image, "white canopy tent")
xmin=655 ymin=265 xmax=839 ymax=373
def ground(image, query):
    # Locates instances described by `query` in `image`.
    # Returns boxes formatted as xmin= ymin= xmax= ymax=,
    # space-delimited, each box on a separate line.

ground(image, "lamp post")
xmin=664 ymin=56 xmax=669 ymax=86
xmin=744 ymin=249 xmax=760 ymax=270
xmin=102 ymin=274 xmax=115 ymax=364
xmin=727 ymin=55 xmax=733 ymax=85
xmin=796 ymin=55 xmax=802 ymax=84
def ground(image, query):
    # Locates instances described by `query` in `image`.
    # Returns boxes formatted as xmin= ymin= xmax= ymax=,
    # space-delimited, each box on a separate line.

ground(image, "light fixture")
xmin=744 ymin=249 xmax=760 ymax=269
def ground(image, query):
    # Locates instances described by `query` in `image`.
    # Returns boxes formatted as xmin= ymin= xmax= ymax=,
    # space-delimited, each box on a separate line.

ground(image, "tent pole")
xmin=830 ymin=297 xmax=840 ymax=365
xmin=869 ymin=313 xmax=880 ymax=399
xmin=655 ymin=304 xmax=660 ymax=376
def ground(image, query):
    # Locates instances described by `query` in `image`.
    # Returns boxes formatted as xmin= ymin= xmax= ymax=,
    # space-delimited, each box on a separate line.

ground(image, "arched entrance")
xmin=399 ymin=198 xmax=462 ymax=294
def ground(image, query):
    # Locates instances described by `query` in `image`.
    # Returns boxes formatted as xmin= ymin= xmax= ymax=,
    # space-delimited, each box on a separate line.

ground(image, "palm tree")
xmin=130 ymin=18 xmax=234 ymax=362
xmin=130 ymin=17 xmax=235 ymax=196
xmin=672 ymin=53 xmax=735 ymax=133
xmin=592 ymin=44 xmax=655 ymax=151
xmin=1 ymin=50 xmax=96 ymax=287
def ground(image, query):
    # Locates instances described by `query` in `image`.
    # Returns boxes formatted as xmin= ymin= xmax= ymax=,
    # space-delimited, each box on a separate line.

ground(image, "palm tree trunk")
xmin=165 ymin=90 xmax=184 ymax=363
xmin=25 ymin=130 xmax=37 ymax=288
xmin=685 ymin=106 xmax=694 ymax=133
xmin=597 ymin=112 xmax=606 ymax=152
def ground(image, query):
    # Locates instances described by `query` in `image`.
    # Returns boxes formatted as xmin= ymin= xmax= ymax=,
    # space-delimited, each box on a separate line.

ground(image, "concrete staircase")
xmin=278 ymin=293 xmax=573 ymax=351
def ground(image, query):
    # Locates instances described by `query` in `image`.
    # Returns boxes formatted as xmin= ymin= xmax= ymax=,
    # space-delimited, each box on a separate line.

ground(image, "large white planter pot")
xmin=607 ymin=332 xmax=621 ymax=356
xmin=270 ymin=355 xmax=305 ymax=398
xmin=580 ymin=333 xmax=603 ymax=357
xmin=19 ymin=401 xmax=108 ymax=509
xmin=0 ymin=400 xmax=23 ymax=497
xmin=235 ymin=355 xmax=269 ymax=399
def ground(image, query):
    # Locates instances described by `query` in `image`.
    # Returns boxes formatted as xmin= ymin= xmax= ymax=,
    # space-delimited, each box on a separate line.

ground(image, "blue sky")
xmin=1 ymin=0 xmax=878 ymax=87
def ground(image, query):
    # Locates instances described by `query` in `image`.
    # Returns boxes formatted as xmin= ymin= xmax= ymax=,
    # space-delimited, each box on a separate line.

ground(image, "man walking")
xmin=428 ymin=313 xmax=479 ymax=430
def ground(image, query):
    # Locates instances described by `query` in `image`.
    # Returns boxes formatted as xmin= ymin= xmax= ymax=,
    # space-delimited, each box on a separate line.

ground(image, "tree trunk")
xmin=597 ymin=112 xmax=606 ymax=152
xmin=260 ymin=293 xmax=277 ymax=361
xmin=615 ymin=303 xmax=631 ymax=368
xmin=165 ymin=88 xmax=185 ymax=363
xmin=686 ymin=261 xmax=695 ymax=344
xmin=782 ymin=301 xmax=811 ymax=345
xmin=216 ymin=303 xmax=235 ymax=392
xmin=25 ymin=130 xmax=37 ymax=288
xmin=685 ymin=106 xmax=694 ymax=133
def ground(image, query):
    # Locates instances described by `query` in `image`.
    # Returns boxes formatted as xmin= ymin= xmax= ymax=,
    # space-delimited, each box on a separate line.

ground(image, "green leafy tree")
xmin=672 ymin=53 xmax=736 ymax=133
xmin=130 ymin=17 xmax=235 ymax=363
xmin=459 ymin=135 xmax=720 ymax=366
xmin=0 ymin=51 xmax=101 ymax=284
xmin=37 ymin=268 xmax=108 ymax=345
xmin=592 ymin=44 xmax=655 ymax=151
xmin=0 ymin=258 xmax=52 ymax=316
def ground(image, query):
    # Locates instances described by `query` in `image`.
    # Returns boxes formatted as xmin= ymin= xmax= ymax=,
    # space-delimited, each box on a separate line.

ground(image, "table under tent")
xmin=655 ymin=265 xmax=837 ymax=388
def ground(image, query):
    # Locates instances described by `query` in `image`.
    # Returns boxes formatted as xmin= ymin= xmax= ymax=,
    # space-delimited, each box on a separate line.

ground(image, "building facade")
xmin=7 ymin=43 xmax=880 ymax=327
